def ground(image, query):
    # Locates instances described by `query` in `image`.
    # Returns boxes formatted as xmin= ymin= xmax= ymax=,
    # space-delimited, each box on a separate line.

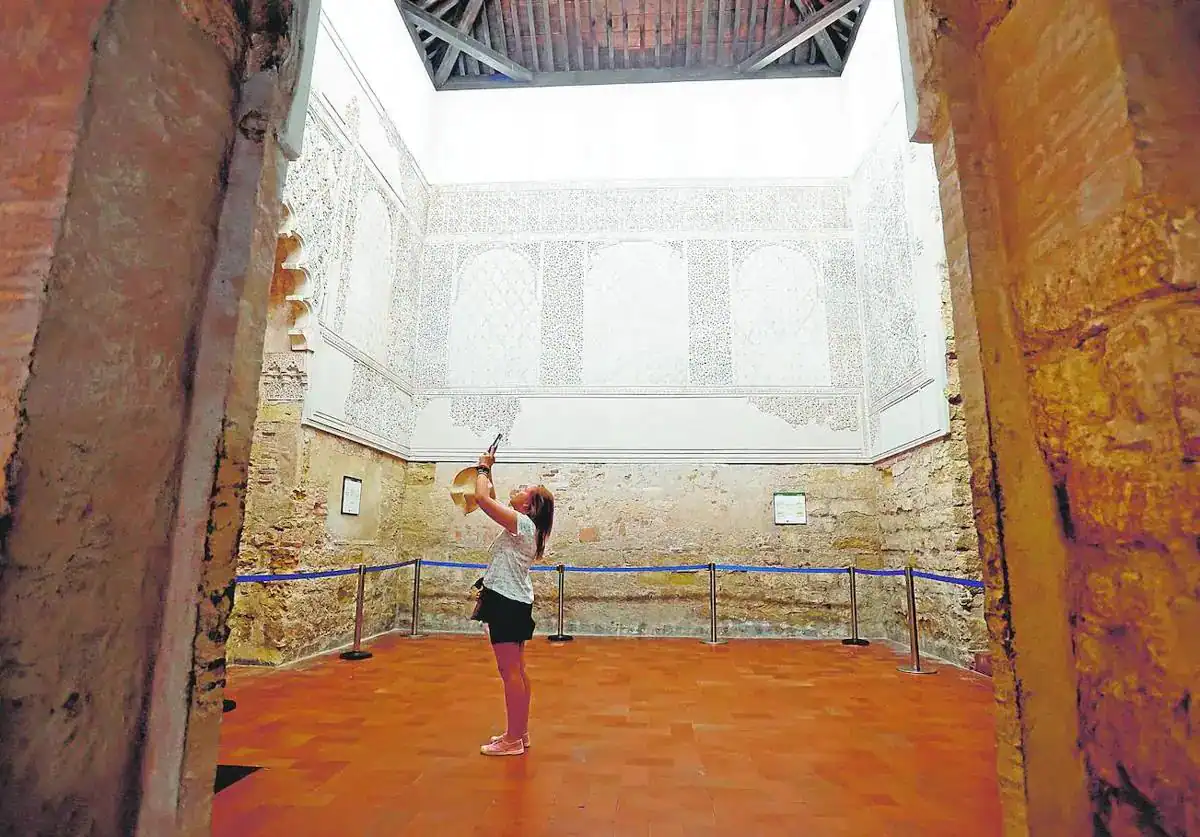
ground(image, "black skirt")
xmin=474 ymin=585 xmax=535 ymax=644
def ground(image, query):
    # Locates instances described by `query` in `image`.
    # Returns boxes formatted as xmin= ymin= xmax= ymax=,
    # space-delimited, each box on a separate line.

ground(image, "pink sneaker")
xmin=480 ymin=737 xmax=525 ymax=757
xmin=490 ymin=733 xmax=531 ymax=748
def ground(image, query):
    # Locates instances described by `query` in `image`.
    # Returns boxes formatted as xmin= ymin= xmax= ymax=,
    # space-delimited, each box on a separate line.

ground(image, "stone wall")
xmin=900 ymin=0 xmax=1200 ymax=834
xmin=0 ymin=1 xmax=303 ymax=835
xmin=398 ymin=462 xmax=885 ymax=639
xmin=866 ymin=253 xmax=987 ymax=668
xmin=228 ymin=409 xmax=410 ymax=664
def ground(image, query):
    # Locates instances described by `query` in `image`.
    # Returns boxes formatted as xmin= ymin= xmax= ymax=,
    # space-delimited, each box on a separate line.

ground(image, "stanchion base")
xmin=548 ymin=634 xmax=574 ymax=643
xmin=897 ymin=665 xmax=937 ymax=675
xmin=340 ymin=649 xmax=373 ymax=661
xmin=702 ymin=640 xmax=728 ymax=646
xmin=403 ymin=633 xmax=427 ymax=640
xmin=841 ymin=638 xmax=871 ymax=647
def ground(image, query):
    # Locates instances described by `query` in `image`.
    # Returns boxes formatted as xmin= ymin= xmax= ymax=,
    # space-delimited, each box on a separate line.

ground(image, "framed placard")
xmin=341 ymin=476 xmax=363 ymax=516
xmin=773 ymin=491 xmax=807 ymax=525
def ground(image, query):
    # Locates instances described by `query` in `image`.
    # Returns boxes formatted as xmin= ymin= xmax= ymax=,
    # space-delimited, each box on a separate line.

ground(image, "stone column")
xmin=899 ymin=1 xmax=1199 ymax=835
xmin=0 ymin=2 xmax=310 ymax=836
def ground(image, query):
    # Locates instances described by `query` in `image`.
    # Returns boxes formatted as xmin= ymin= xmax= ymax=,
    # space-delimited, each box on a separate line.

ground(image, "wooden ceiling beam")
xmin=398 ymin=0 xmax=535 ymax=81
xmin=524 ymin=0 xmax=541 ymax=71
xmin=840 ymin=0 xmax=868 ymax=61
xmin=433 ymin=0 xmax=486 ymax=85
xmin=790 ymin=0 xmax=842 ymax=70
xmin=736 ymin=0 xmax=862 ymax=72
xmin=440 ymin=60 xmax=834 ymax=89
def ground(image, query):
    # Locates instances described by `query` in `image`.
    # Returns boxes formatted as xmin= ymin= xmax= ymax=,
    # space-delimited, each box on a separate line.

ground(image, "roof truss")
xmin=396 ymin=0 xmax=870 ymax=90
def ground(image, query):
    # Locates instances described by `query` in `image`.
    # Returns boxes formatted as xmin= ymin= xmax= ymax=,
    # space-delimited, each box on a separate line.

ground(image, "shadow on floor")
xmin=214 ymin=764 xmax=262 ymax=794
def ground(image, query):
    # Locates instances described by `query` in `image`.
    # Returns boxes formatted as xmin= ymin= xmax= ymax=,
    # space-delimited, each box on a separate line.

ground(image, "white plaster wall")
xmin=321 ymin=0 xmax=436 ymax=171
xmin=412 ymin=396 xmax=864 ymax=462
xmin=408 ymin=182 xmax=867 ymax=461
xmin=281 ymin=0 xmax=951 ymax=466
xmin=330 ymin=0 xmax=908 ymax=186
xmin=840 ymin=0 xmax=908 ymax=171
xmin=281 ymin=7 xmax=432 ymax=457
xmin=425 ymin=78 xmax=854 ymax=183
xmin=855 ymin=106 xmax=950 ymax=459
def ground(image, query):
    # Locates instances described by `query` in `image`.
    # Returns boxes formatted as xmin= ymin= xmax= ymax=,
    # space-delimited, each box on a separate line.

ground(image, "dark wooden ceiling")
xmin=395 ymin=0 xmax=870 ymax=90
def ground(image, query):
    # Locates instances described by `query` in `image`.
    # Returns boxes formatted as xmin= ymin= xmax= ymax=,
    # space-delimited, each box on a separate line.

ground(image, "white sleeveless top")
xmin=482 ymin=513 xmax=538 ymax=604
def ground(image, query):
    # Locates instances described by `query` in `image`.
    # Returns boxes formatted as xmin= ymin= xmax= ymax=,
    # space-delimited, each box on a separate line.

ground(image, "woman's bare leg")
xmin=491 ymin=642 xmax=526 ymax=742
xmin=516 ymin=642 xmax=531 ymax=739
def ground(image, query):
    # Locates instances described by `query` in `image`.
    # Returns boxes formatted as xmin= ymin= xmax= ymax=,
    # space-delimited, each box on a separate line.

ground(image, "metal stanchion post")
xmin=340 ymin=564 xmax=373 ymax=661
xmin=548 ymin=564 xmax=574 ymax=643
xmin=898 ymin=566 xmax=936 ymax=675
xmin=841 ymin=566 xmax=870 ymax=647
xmin=405 ymin=558 xmax=426 ymax=639
xmin=702 ymin=562 xmax=727 ymax=646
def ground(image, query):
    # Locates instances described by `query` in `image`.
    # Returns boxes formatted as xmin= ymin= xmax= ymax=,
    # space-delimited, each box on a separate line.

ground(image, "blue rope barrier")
xmin=236 ymin=559 xmax=981 ymax=589
xmin=427 ymin=560 xmax=707 ymax=573
xmin=913 ymin=570 xmax=985 ymax=589
xmin=365 ymin=560 xmax=417 ymax=574
xmin=236 ymin=559 xmax=417 ymax=583
xmin=715 ymin=564 xmax=848 ymax=575
xmin=422 ymin=560 xmax=489 ymax=570
xmin=235 ymin=567 xmax=361 ymax=583
xmin=562 ymin=564 xmax=708 ymax=574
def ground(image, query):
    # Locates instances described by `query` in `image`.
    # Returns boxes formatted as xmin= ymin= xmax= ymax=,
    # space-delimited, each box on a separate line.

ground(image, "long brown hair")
xmin=527 ymin=485 xmax=555 ymax=560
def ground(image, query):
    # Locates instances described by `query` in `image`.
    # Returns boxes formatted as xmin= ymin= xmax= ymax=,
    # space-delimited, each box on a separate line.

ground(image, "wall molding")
xmin=419 ymin=386 xmax=862 ymax=398
xmin=868 ymin=372 xmax=936 ymax=414
xmin=303 ymin=410 xmax=412 ymax=460
xmin=320 ymin=324 xmax=414 ymax=396
xmin=423 ymin=231 xmax=858 ymax=244
xmin=404 ymin=446 xmax=872 ymax=465
xmin=872 ymin=427 xmax=950 ymax=464
xmin=305 ymin=414 xmax=949 ymax=466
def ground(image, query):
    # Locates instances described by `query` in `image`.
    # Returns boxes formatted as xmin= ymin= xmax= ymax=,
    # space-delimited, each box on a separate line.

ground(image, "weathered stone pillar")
xmin=0 ymin=2 xmax=310 ymax=836
xmin=899 ymin=0 xmax=1199 ymax=834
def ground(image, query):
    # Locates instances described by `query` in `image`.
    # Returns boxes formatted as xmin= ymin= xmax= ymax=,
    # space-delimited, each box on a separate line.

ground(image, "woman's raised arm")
xmin=474 ymin=451 xmax=518 ymax=534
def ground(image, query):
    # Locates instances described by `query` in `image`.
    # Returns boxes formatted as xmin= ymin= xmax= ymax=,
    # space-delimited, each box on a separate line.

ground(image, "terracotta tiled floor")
xmin=213 ymin=635 xmax=1002 ymax=837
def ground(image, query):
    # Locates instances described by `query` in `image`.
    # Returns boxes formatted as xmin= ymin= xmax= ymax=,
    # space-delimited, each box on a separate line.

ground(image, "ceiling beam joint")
xmin=433 ymin=0 xmax=488 ymax=86
xmin=736 ymin=0 xmax=863 ymax=73
xmin=397 ymin=0 xmax=535 ymax=83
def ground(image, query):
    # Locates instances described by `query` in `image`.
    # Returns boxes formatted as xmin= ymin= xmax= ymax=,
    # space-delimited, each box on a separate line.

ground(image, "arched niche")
xmin=582 ymin=242 xmax=688 ymax=387
xmin=445 ymin=248 xmax=541 ymax=387
xmin=268 ymin=202 xmax=315 ymax=354
xmin=341 ymin=188 xmax=394 ymax=358
xmin=731 ymin=244 xmax=831 ymax=387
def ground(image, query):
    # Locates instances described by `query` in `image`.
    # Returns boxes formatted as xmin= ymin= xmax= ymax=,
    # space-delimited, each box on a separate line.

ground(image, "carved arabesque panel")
xmin=730 ymin=242 xmax=830 ymax=387
xmin=540 ymin=241 xmax=585 ymax=387
xmin=281 ymin=100 xmax=354 ymax=318
xmin=344 ymin=361 xmax=418 ymax=445
xmin=687 ymin=240 xmax=734 ymax=387
xmin=582 ymin=241 xmax=690 ymax=387
xmin=445 ymin=247 xmax=542 ymax=387
xmin=855 ymin=117 xmax=923 ymax=410
xmin=261 ymin=352 xmax=308 ymax=402
xmin=750 ymin=395 xmax=860 ymax=432
xmin=448 ymin=395 xmax=523 ymax=435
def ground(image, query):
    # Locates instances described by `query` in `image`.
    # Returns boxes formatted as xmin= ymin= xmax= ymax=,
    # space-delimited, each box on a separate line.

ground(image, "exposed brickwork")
xmin=0 ymin=1 xmax=304 ymax=834
xmin=870 ymin=262 xmax=987 ymax=667
xmin=228 ymin=410 xmax=410 ymax=665
xmin=0 ymin=1 xmax=109 ymax=518
xmin=399 ymin=462 xmax=891 ymax=641
xmin=0 ymin=1 xmax=241 ymax=832
xmin=903 ymin=0 xmax=1200 ymax=833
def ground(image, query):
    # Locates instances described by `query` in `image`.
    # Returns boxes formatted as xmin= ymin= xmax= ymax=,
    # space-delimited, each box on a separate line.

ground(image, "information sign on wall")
xmin=341 ymin=476 xmax=363 ymax=516
xmin=773 ymin=491 xmax=807 ymax=525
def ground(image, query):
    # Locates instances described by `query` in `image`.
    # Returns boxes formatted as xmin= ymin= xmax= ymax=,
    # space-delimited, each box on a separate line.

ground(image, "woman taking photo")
xmin=469 ymin=448 xmax=554 ymax=757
